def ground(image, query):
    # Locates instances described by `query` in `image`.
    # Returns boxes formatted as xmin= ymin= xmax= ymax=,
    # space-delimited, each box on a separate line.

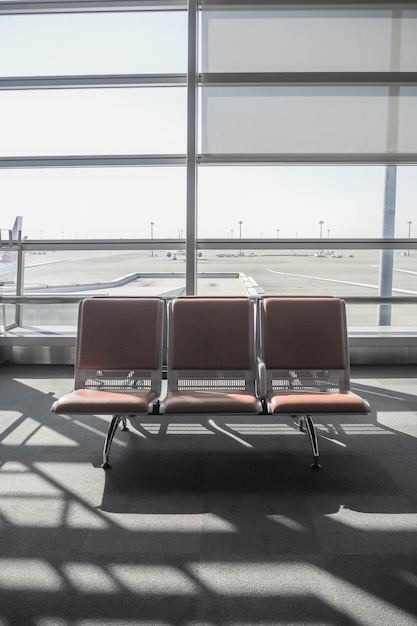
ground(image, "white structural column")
xmin=378 ymin=9 xmax=401 ymax=325
xmin=185 ymin=0 xmax=198 ymax=294
xmin=378 ymin=165 xmax=396 ymax=325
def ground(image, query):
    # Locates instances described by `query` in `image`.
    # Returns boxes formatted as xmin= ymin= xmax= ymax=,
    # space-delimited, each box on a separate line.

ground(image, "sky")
xmin=0 ymin=10 xmax=416 ymax=241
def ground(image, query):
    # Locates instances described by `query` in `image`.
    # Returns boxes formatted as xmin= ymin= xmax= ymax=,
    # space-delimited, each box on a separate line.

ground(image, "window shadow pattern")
xmin=0 ymin=365 xmax=417 ymax=625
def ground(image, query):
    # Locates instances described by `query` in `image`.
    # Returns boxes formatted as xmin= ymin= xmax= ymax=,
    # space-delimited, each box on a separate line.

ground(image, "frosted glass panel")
xmin=201 ymin=10 xmax=417 ymax=72
xmin=398 ymin=88 xmax=417 ymax=153
xmin=0 ymin=11 xmax=187 ymax=76
xmin=400 ymin=12 xmax=417 ymax=71
xmin=202 ymin=86 xmax=417 ymax=155
xmin=0 ymin=88 xmax=186 ymax=156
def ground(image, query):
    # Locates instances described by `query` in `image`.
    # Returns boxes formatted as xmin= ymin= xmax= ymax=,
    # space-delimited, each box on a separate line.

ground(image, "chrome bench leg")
xmin=299 ymin=415 xmax=321 ymax=469
xmin=101 ymin=415 xmax=122 ymax=469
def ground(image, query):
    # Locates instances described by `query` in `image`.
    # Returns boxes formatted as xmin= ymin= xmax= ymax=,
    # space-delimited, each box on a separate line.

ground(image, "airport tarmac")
xmin=2 ymin=247 xmax=417 ymax=327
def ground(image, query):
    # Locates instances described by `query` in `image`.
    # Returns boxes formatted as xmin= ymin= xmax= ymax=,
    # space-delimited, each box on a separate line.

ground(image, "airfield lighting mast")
xmin=150 ymin=221 xmax=154 ymax=257
xmin=318 ymin=220 xmax=325 ymax=255
xmin=408 ymin=221 xmax=413 ymax=256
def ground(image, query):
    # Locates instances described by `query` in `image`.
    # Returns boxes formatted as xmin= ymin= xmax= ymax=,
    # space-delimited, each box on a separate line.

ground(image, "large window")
xmin=0 ymin=1 xmax=416 ymax=334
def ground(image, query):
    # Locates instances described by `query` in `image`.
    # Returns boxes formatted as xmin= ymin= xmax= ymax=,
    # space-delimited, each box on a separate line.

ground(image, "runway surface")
xmin=2 ymin=247 xmax=417 ymax=326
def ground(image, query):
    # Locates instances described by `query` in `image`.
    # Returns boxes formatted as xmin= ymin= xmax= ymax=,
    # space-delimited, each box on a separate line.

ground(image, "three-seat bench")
xmin=51 ymin=295 xmax=371 ymax=469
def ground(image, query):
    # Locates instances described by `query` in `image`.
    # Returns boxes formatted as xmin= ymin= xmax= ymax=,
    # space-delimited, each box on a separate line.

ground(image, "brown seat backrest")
xmin=167 ymin=296 xmax=257 ymax=393
xmin=168 ymin=296 xmax=255 ymax=371
xmin=74 ymin=297 xmax=165 ymax=391
xmin=260 ymin=296 xmax=350 ymax=391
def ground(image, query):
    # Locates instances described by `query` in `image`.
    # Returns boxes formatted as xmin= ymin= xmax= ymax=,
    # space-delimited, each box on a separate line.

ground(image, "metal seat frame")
xmin=160 ymin=296 xmax=263 ymax=417
xmin=51 ymin=296 xmax=164 ymax=468
xmin=258 ymin=296 xmax=371 ymax=468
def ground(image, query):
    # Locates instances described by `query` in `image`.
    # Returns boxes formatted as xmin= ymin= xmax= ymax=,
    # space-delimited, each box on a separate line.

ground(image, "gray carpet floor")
xmin=1 ymin=364 xmax=417 ymax=625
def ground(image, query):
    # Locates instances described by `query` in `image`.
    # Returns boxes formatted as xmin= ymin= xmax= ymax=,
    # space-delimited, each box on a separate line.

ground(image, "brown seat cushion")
xmin=267 ymin=390 xmax=371 ymax=414
xmin=162 ymin=390 xmax=260 ymax=414
xmin=51 ymin=389 xmax=158 ymax=414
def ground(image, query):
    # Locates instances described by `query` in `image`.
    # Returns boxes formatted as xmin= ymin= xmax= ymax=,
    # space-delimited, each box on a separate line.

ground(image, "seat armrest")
xmin=256 ymin=357 xmax=266 ymax=399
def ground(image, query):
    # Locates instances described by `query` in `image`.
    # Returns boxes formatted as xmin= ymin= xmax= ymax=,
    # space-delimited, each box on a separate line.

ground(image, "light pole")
xmin=276 ymin=229 xmax=280 ymax=238
xmin=318 ymin=220 xmax=324 ymax=254
xmin=327 ymin=229 xmax=330 ymax=238
xmin=150 ymin=221 xmax=154 ymax=257
xmin=408 ymin=220 xmax=413 ymax=256
xmin=231 ymin=228 xmax=234 ymax=238
xmin=238 ymin=220 xmax=243 ymax=256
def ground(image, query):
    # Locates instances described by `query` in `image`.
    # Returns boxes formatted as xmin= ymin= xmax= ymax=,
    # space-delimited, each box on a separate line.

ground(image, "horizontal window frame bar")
xmin=1 ymin=0 xmax=416 ymax=12
xmin=0 ymin=75 xmax=187 ymax=90
xmin=199 ymin=154 xmax=417 ymax=165
xmin=0 ymin=1 xmax=186 ymax=15
xmin=1 ymin=238 xmax=416 ymax=252
xmin=1 ymin=73 xmax=416 ymax=91
xmin=201 ymin=72 xmax=417 ymax=87
xmin=1 ymin=239 xmax=187 ymax=252
xmin=201 ymin=1 xmax=417 ymax=9
xmin=0 ymin=155 xmax=186 ymax=168
xmin=197 ymin=238 xmax=417 ymax=251
xmin=1 ymin=295 xmax=417 ymax=306
xmin=2 ymin=155 xmax=417 ymax=168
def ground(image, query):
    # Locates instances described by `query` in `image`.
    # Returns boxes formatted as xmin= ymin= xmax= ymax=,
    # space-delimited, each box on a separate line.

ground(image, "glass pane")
xmin=398 ymin=87 xmax=417 ymax=153
xmin=196 ymin=247 xmax=417 ymax=327
xmin=201 ymin=86 xmax=417 ymax=156
xmin=401 ymin=11 xmax=417 ymax=71
xmin=20 ymin=249 xmax=186 ymax=301
xmin=198 ymin=166 xmax=388 ymax=238
xmin=396 ymin=166 xmax=417 ymax=239
xmin=0 ymin=11 xmax=187 ymax=76
xmin=0 ymin=167 xmax=186 ymax=239
xmin=0 ymin=88 xmax=186 ymax=156
xmin=20 ymin=301 xmax=80 ymax=331
xmin=201 ymin=9 xmax=417 ymax=72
